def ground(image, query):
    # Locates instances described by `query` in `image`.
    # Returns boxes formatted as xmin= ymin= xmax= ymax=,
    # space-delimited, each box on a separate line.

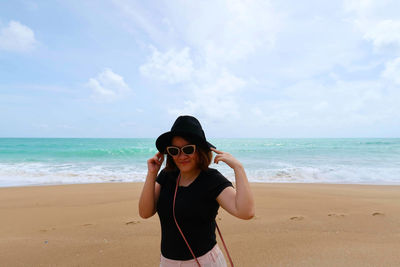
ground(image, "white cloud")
xmin=168 ymin=70 xmax=246 ymax=120
xmin=112 ymin=0 xmax=167 ymax=45
xmin=343 ymin=0 xmax=378 ymax=14
xmin=87 ymin=68 xmax=132 ymax=101
xmin=363 ymin=20 xmax=400 ymax=49
xmin=163 ymin=0 xmax=281 ymax=64
xmin=115 ymin=0 xmax=282 ymax=64
xmin=140 ymin=46 xmax=194 ymax=83
xmin=343 ymin=0 xmax=400 ymax=50
xmin=251 ymin=107 xmax=263 ymax=116
xmin=129 ymin=0 xmax=281 ymax=123
xmin=113 ymin=0 xmax=400 ymax=136
xmin=382 ymin=57 xmax=400 ymax=84
xmin=0 ymin=20 xmax=37 ymax=52
xmin=190 ymin=0 xmax=279 ymax=63
xmin=248 ymin=79 xmax=398 ymax=132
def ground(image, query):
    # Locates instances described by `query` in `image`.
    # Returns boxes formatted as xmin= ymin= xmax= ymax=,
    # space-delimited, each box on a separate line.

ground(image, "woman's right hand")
xmin=147 ymin=152 xmax=164 ymax=174
xmin=140 ymin=152 xmax=164 ymax=219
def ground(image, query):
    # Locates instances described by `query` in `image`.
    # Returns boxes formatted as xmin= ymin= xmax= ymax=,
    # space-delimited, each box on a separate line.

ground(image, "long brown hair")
xmin=164 ymin=135 xmax=212 ymax=172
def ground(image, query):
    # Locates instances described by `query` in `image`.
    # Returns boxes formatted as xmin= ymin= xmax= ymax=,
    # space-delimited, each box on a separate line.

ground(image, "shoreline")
xmin=2 ymin=180 xmax=400 ymax=189
xmin=1 ymin=182 xmax=399 ymax=266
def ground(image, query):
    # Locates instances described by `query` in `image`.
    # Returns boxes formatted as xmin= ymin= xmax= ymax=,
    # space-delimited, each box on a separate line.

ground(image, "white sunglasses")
xmin=166 ymin=144 xmax=196 ymax=156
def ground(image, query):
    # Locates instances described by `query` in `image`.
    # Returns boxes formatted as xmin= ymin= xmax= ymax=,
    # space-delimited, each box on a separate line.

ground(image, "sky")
xmin=0 ymin=0 xmax=399 ymax=138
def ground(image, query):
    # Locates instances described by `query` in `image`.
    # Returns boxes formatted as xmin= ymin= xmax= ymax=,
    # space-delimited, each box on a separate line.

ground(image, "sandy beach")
xmin=1 ymin=182 xmax=399 ymax=267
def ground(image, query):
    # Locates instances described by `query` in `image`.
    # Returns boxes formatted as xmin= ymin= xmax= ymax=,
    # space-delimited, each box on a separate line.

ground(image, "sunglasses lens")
xmin=182 ymin=145 xmax=195 ymax=155
xmin=167 ymin=147 xmax=179 ymax=156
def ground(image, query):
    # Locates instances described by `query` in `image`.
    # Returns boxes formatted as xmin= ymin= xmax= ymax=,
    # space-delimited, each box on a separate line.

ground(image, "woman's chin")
xmin=177 ymin=163 xmax=196 ymax=172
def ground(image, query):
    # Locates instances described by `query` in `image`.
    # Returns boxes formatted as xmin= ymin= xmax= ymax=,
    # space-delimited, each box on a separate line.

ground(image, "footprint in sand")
xmin=125 ymin=220 xmax=140 ymax=225
xmin=81 ymin=223 xmax=94 ymax=227
xmin=328 ymin=213 xmax=346 ymax=218
xmin=372 ymin=212 xmax=384 ymax=216
xmin=290 ymin=216 xmax=304 ymax=221
xmin=39 ymin=227 xmax=56 ymax=232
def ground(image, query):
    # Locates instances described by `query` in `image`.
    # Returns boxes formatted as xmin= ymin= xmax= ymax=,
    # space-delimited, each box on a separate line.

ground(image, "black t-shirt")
xmin=156 ymin=168 xmax=233 ymax=260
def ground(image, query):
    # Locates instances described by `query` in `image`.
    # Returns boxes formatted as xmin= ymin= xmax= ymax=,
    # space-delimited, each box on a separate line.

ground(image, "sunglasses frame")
xmin=166 ymin=144 xmax=196 ymax=157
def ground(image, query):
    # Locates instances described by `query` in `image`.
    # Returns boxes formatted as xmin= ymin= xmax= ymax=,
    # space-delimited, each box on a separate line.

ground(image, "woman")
xmin=139 ymin=115 xmax=254 ymax=267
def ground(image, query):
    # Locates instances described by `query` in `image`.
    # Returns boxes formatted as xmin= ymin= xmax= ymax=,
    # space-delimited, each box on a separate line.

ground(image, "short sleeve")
xmin=208 ymin=169 xmax=233 ymax=199
xmin=156 ymin=169 xmax=168 ymax=186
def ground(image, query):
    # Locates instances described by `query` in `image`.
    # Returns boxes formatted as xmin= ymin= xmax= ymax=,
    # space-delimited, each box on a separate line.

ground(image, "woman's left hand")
xmin=211 ymin=148 xmax=243 ymax=170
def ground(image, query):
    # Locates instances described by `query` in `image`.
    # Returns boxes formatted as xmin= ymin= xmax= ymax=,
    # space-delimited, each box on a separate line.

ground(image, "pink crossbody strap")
xmin=215 ymin=223 xmax=234 ymax=266
xmin=173 ymin=173 xmax=234 ymax=267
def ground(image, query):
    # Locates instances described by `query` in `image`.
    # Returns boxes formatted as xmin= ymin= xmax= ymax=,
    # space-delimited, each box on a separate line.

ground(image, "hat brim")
xmin=156 ymin=131 xmax=215 ymax=154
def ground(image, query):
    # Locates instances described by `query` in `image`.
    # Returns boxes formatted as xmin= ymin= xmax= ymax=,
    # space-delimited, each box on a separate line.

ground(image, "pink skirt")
xmin=160 ymin=244 xmax=227 ymax=267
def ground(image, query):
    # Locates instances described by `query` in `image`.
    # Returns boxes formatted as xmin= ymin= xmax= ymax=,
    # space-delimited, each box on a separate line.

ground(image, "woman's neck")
xmin=179 ymin=169 xmax=201 ymax=186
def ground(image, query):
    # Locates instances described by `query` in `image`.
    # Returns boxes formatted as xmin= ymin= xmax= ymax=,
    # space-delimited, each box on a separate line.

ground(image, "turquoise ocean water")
xmin=0 ymin=138 xmax=399 ymax=187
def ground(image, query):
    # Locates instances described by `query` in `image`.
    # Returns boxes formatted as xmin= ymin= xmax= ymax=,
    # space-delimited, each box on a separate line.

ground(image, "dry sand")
xmin=1 ymin=182 xmax=399 ymax=267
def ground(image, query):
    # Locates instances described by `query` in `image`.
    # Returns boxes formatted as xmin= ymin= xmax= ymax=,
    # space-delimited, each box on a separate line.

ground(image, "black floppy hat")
xmin=156 ymin=115 xmax=216 ymax=153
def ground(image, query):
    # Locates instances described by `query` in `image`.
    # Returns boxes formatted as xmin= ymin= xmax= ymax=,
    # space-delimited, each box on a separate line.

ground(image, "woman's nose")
xmin=177 ymin=151 xmax=188 ymax=159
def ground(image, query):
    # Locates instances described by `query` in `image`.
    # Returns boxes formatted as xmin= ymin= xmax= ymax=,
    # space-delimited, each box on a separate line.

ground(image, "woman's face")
xmin=170 ymin=136 xmax=199 ymax=173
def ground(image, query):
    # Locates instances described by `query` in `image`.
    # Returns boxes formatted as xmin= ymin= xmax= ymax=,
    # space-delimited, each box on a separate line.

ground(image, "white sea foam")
xmin=0 ymin=162 xmax=148 ymax=187
xmin=212 ymin=162 xmax=400 ymax=185
xmin=1 ymin=158 xmax=400 ymax=187
xmin=1 ymin=138 xmax=399 ymax=187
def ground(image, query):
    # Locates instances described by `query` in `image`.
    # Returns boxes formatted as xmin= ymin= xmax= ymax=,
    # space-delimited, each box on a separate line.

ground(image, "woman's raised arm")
xmin=213 ymin=148 xmax=255 ymax=220
xmin=138 ymin=152 xmax=163 ymax=219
